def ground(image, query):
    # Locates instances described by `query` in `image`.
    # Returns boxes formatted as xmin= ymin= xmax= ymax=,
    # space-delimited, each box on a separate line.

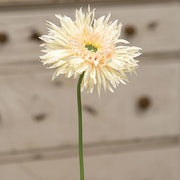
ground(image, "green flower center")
xmin=85 ymin=44 xmax=98 ymax=53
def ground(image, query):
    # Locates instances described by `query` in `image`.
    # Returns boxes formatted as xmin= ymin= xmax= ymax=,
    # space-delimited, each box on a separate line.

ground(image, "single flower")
xmin=40 ymin=7 xmax=141 ymax=94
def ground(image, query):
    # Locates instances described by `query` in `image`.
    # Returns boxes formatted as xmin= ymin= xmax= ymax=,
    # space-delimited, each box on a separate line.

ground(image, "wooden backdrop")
xmin=0 ymin=0 xmax=180 ymax=179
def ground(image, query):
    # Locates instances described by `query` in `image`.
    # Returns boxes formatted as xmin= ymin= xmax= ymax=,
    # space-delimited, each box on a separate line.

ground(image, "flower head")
xmin=40 ymin=7 xmax=141 ymax=94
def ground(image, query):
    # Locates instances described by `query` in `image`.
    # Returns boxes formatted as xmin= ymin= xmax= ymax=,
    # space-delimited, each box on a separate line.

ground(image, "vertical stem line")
xmin=77 ymin=72 xmax=85 ymax=180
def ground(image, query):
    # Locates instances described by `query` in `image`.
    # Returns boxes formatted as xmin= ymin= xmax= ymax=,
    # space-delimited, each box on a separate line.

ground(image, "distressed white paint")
xmin=0 ymin=3 xmax=179 ymax=64
xmin=0 ymin=147 xmax=179 ymax=180
xmin=0 ymin=61 xmax=179 ymax=152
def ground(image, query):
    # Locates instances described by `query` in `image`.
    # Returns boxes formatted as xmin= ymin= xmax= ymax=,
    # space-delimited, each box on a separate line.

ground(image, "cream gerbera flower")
xmin=40 ymin=7 xmax=141 ymax=94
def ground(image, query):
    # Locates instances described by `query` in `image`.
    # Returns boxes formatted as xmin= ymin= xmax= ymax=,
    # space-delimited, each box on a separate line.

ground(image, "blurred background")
xmin=0 ymin=0 xmax=180 ymax=179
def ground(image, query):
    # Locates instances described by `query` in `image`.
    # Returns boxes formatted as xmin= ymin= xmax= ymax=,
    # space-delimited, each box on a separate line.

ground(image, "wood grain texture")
xmin=0 ymin=147 xmax=179 ymax=180
xmin=0 ymin=61 xmax=179 ymax=153
xmin=0 ymin=3 xmax=180 ymax=64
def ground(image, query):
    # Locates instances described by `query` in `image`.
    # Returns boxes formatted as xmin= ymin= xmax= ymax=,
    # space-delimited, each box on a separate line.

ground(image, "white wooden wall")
xmin=0 ymin=1 xmax=180 ymax=180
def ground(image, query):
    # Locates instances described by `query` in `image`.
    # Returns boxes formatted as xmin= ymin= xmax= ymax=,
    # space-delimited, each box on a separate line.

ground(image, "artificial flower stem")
xmin=77 ymin=72 xmax=85 ymax=180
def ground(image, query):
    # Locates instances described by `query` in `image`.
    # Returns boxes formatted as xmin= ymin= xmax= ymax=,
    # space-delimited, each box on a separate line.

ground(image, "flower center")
xmin=85 ymin=43 xmax=98 ymax=53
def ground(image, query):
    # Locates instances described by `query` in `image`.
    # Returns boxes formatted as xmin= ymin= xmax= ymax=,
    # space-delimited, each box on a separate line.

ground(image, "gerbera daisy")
xmin=40 ymin=7 xmax=141 ymax=94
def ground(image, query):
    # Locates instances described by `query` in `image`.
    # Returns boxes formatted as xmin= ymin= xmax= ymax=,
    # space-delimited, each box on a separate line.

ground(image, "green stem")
xmin=77 ymin=72 xmax=85 ymax=180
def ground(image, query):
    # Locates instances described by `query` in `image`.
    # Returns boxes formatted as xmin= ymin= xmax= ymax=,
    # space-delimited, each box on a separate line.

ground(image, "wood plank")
xmin=0 ymin=3 xmax=180 ymax=64
xmin=0 ymin=61 xmax=179 ymax=153
xmin=0 ymin=147 xmax=179 ymax=180
xmin=0 ymin=135 xmax=179 ymax=165
xmin=0 ymin=0 xmax=177 ymax=6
